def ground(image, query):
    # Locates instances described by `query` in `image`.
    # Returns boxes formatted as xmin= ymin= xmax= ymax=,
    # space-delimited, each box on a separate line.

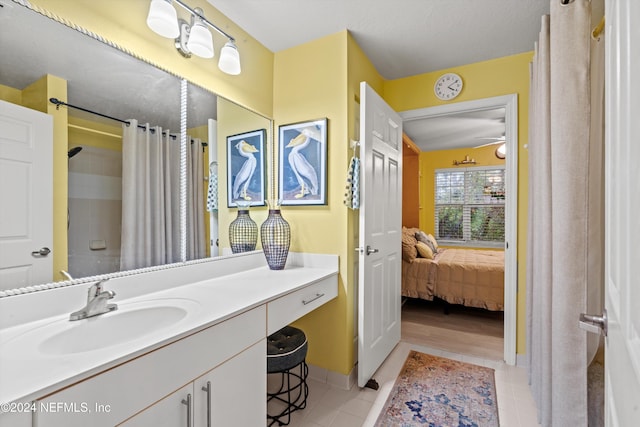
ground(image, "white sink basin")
xmin=4 ymin=298 xmax=200 ymax=356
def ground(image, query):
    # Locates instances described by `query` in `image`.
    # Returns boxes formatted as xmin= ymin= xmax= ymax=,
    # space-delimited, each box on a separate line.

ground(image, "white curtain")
xmin=121 ymin=121 xmax=207 ymax=270
xmin=186 ymin=137 xmax=206 ymax=260
xmin=526 ymin=1 xmax=604 ymax=426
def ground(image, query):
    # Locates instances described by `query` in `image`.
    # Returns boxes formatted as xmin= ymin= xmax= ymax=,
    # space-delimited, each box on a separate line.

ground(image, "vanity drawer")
xmin=267 ymin=275 xmax=337 ymax=335
xmin=34 ymin=305 xmax=266 ymax=427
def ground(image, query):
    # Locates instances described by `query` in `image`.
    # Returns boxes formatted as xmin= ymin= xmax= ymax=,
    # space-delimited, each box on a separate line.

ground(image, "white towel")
xmin=207 ymin=162 xmax=218 ymax=212
xmin=343 ymin=156 xmax=360 ymax=209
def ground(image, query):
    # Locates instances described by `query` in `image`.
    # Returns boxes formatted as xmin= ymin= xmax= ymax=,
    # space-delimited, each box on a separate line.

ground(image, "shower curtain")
xmin=186 ymin=137 xmax=206 ymax=261
xmin=121 ymin=121 xmax=205 ymax=271
xmin=526 ymin=1 xmax=604 ymax=426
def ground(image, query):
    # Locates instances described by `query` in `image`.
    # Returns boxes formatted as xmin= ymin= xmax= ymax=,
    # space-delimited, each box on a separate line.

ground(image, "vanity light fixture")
xmin=146 ymin=0 xmax=241 ymax=75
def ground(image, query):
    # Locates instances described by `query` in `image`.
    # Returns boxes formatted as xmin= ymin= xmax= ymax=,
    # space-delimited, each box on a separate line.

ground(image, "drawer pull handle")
xmin=202 ymin=381 xmax=211 ymax=427
xmin=182 ymin=393 xmax=192 ymax=427
xmin=201 ymin=381 xmax=211 ymax=427
xmin=302 ymin=293 xmax=325 ymax=305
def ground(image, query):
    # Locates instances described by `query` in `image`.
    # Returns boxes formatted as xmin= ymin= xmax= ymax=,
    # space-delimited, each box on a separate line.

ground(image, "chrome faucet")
xmin=69 ymin=280 xmax=118 ymax=321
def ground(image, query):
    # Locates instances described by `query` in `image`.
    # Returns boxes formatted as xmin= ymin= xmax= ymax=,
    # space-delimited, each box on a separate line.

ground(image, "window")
xmin=435 ymin=166 xmax=505 ymax=245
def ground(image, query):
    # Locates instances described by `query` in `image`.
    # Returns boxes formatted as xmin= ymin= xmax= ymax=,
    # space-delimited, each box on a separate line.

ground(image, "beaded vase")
xmin=260 ymin=200 xmax=290 ymax=270
xmin=229 ymin=201 xmax=258 ymax=253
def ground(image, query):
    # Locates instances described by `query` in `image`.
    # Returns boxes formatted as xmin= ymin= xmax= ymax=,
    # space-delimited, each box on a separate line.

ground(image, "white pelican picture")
xmin=232 ymin=140 xmax=259 ymax=200
xmin=286 ymin=126 xmax=320 ymax=199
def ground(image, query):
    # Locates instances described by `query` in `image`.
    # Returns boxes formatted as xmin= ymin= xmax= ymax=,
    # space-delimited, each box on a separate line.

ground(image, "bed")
xmin=401 ymin=227 xmax=505 ymax=311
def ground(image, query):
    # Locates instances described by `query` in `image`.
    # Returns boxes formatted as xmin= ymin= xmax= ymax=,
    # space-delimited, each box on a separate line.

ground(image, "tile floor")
xmin=269 ymin=341 xmax=541 ymax=427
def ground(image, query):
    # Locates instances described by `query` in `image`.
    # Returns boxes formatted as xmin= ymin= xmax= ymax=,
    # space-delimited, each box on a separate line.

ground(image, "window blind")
xmin=435 ymin=166 xmax=505 ymax=244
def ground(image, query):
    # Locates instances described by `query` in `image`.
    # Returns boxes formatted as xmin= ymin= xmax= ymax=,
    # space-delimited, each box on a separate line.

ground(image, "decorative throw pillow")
xmin=416 ymin=241 xmax=434 ymax=259
xmin=427 ymin=234 xmax=439 ymax=251
xmin=401 ymin=230 xmax=418 ymax=262
xmin=415 ymin=230 xmax=436 ymax=253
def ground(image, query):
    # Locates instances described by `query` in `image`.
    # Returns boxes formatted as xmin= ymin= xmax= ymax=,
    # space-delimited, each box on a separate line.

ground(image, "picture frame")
xmin=226 ymin=129 xmax=267 ymax=207
xmin=278 ymin=118 xmax=328 ymax=205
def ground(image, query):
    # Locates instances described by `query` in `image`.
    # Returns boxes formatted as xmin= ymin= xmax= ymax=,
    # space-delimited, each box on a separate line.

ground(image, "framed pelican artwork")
xmin=278 ymin=118 xmax=328 ymax=205
xmin=226 ymin=129 xmax=267 ymax=207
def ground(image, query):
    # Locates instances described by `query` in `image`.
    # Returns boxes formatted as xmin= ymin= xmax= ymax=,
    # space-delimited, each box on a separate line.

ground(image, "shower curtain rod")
xmin=48 ymin=98 xmax=207 ymax=146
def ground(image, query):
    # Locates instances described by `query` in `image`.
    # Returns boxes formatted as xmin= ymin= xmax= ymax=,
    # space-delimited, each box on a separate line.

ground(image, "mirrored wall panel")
xmin=0 ymin=2 xmax=272 ymax=295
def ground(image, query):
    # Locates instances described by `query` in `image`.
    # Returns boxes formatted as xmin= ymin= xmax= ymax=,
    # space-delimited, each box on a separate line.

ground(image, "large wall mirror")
xmin=0 ymin=2 xmax=272 ymax=296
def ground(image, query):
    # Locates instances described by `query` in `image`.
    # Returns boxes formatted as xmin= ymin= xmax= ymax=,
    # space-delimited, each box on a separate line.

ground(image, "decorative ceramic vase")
xmin=260 ymin=200 xmax=290 ymax=270
xmin=229 ymin=201 xmax=258 ymax=253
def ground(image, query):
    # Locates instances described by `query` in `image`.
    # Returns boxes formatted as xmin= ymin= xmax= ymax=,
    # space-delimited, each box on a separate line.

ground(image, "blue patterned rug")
xmin=375 ymin=351 xmax=499 ymax=427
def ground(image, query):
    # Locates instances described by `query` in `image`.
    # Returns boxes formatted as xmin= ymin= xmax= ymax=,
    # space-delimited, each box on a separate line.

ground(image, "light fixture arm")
xmin=173 ymin=0 xmax=235 ymax=43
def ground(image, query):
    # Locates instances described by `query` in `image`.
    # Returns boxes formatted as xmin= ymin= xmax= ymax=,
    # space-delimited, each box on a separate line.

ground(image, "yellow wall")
xmin=273 ymin=31 xmax=352 ymax=373
xmin=68 ymin=117 xmax=123 ymax=152
xmin=0 ymin=84 xmax=21 ymax=104
xmin=419 ymin=145 xmax=506 ymax=236
xmin=270 ymin=30 xmax=388 ymax=376
xmin=384 ymin=52 xmax=531 ymax=354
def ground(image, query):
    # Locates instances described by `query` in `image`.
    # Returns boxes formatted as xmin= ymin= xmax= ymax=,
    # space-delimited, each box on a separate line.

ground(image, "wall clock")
xmin=434 ymin=73 xmax=463 ymax=101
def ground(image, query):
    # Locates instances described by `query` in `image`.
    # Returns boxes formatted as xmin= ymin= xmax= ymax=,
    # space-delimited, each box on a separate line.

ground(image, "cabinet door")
xmin=194 ymin=339 xmax=266 ymax=427
xmin=119 ymin=383 xmax=193 ymax=427
xmin=0 ymin=411 xmax=31 ymax=427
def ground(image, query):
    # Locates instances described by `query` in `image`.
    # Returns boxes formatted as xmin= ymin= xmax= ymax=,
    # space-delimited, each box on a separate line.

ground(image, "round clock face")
xmin=434 ymin=73 xmax=463 ymax=101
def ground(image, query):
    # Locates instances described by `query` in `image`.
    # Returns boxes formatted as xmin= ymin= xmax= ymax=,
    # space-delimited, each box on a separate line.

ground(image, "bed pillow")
xmin=415 ymin=230 xmax=436 ymax=253
xmin=402 ymin=228 xmax=418 ymax=262
xmin=416 ymin=241 xmax=434 ymax=259
xmin=427 ymin=234 xmax=439 ymax=251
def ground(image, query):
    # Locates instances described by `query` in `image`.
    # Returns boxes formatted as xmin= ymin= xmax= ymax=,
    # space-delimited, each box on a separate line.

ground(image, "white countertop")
xmin=0 ymin=252 xmax=338 ymax=405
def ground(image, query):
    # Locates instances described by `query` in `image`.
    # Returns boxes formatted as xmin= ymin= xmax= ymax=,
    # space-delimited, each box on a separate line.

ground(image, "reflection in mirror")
xmin=0 ymin=2 xmax=181 ymax=289
xmin=0 ymin=2 xmax=268 ymax=297
xmin=214 ymin=97 xmax=273 ymax=253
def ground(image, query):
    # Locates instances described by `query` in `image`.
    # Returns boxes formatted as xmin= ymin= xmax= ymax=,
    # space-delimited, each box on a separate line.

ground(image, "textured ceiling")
xmin=208 ymin=0 xmax=552 ymax=151
xmin=1 ymin=1 xmax=553 ymax=152
xmin=0 ymin=1 xmax=216 ymax=130
xmin=208 ymin=0 xmax=550 ymax=80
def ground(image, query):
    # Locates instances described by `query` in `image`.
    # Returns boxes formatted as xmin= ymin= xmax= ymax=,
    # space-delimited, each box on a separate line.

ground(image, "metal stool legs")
xmin=267 ymin=359 xmax=309 ymax=426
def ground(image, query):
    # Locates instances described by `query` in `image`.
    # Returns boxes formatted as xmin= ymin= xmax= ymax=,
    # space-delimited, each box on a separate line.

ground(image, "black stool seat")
xmin=267 ymin=326 xmax=309 ymax=426
xmin=267 ymin=326 xmax=308 ymax=372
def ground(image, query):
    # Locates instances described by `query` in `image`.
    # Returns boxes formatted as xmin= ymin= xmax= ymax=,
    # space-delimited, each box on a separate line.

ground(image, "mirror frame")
xmin=0 ymin=2 xmax=273 ymax=298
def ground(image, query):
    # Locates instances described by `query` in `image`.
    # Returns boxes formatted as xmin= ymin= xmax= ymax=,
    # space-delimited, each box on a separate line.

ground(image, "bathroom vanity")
xmin=0 ymin=252 xmax=338 ymax=427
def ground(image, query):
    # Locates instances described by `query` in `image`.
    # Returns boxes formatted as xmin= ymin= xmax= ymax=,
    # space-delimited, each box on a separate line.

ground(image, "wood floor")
xmin=401 ymin=297 xmax=504 ymax=360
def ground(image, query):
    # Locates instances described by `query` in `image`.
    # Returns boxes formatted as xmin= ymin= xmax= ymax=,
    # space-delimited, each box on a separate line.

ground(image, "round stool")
xmin=267 ymin=326 xmax=309 ymax=426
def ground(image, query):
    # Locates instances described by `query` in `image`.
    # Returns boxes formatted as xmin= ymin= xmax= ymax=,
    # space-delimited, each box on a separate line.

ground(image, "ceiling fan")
xmin=473 ymin=135 xmax=505 ymax=148
xmin=474 ymin=135 xmax=506 ymax=159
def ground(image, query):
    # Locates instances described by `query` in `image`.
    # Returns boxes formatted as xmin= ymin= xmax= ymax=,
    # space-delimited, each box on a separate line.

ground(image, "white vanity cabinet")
xmin=121 ymin=340 xmax=266 ymax=427
xmin=0 ymin=253 xmax=340 ymax=427
xmin=119 ymin=383 xmax=193 ymax=427
xmin=193 ymin=340 xmax=266 ymax=427
xmin=34 ymin=306 xmax=266 ymax=427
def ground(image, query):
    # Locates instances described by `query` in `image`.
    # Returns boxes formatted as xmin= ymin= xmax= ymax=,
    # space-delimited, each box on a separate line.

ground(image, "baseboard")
xmin=307 ymin=363 xmax=357 ymax=391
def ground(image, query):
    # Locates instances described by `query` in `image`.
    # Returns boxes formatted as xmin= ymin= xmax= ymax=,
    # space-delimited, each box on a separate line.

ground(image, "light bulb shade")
xmin=218 ymin=41 xmax=241 ymax=75
xmin=187 ymin=23 xmax=214 ymax=58
xmin=146 ymin=0 xmax=179 ymax=39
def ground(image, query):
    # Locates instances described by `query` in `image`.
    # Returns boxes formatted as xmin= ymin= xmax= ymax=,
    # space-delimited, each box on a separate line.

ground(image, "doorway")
xmin=399 ymin=94 xmax=518 ymax=364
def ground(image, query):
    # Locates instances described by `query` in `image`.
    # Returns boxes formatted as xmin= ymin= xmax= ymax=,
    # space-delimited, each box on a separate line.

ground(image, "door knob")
xmin=366 ymin=246 xmax=379 ymax=255
xmin=579 ymin=309 xmax=607 ymax=337
xmin=31 ymin=247 xmax=51 ymax=257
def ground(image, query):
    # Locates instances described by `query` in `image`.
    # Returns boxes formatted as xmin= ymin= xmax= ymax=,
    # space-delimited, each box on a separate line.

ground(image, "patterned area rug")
xmin=375 ymin=351 xmax=499 ymax=427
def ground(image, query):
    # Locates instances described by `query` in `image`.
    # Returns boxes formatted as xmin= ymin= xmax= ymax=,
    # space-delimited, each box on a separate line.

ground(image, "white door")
xmin=603 ymin=0 xmax=640 ymax=424
xmin=0 ymin=100 xmax=53 ymax=290
xmin=358 ymin=82 xmax=402 ymax=388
